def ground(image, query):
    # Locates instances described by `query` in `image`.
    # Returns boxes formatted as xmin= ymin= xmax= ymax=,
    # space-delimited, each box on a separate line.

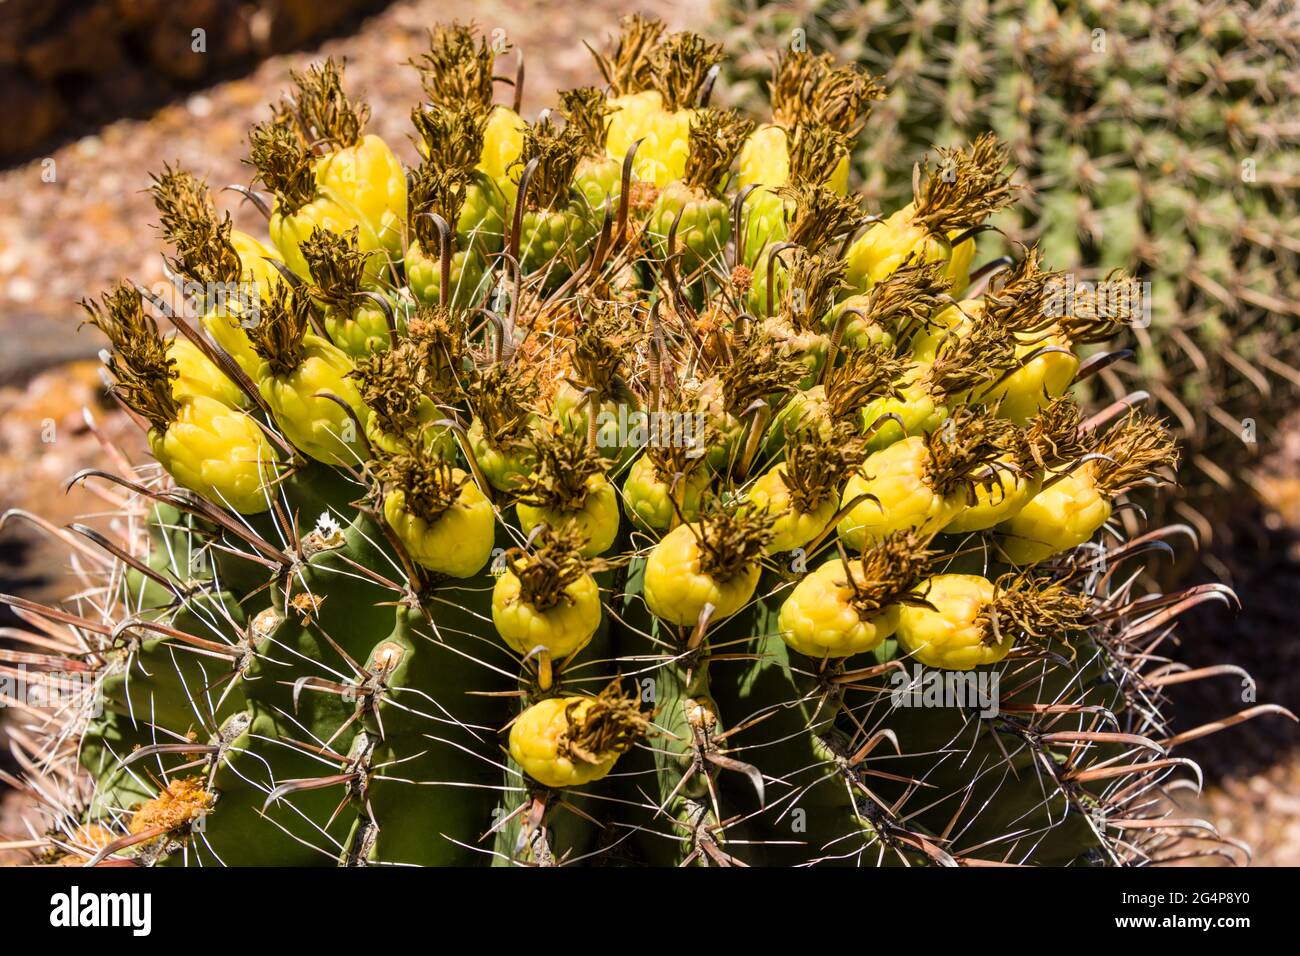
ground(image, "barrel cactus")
xmin=716 ymin=0 xmax=1300 ymax=538
xmin=1 ymin=18 xmax=1289 ymax=867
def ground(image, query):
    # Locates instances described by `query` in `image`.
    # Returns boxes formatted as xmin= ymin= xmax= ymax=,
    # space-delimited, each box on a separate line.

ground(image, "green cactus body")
xmin=5 ymin=20 xmax=1266 ymax=871
xmin=518 ymin=201 xmax=599 ymax=283
xmin=648 ymin=181 xmax=730 ymax=277
xmin=407 ymin=242 xmax=490 ymax=310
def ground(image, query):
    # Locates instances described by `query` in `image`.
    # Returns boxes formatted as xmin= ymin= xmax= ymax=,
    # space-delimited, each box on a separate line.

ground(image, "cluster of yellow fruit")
xmin=83 ymin=16 xmax=1175 ymax=797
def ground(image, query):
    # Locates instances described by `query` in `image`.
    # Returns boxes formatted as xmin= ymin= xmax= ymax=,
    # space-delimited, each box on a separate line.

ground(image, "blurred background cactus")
xmin=714 ymin=0 xmax=1300 ymax=546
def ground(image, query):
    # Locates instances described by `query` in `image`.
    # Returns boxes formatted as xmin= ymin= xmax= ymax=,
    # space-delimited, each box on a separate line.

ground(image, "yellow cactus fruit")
xmin=246 ymin=284 xmax=370 ymax=467
xmin=750 ymin=424 xmax=865 ymax=554
xmin=644 ymin=499 xmax=775 ymax=626
xmin=380 ymin=453 xmax=494 ymax=578
xmin=509 ymin=680 xmax=650 ymax=789
xmin=897 ymin=573 xmax=1091 ymax=671
xmin=777 ymin=531 xmax=928 ymax=659
xmin=514 ymin=428 xmax=621 ymax=558
xmin=492 ymin=527 xmax=603 ymax=665
xmin=150 ymin=395 xmax=279 ymax=515
xmin=845 ymin=135 xmax=1019 ymax=293
xmin=81 ymin=284 xmax=279 ymax=515
xmin=166 ymin=336 xmax=246 ymax=408
xmin=998 ymin=410 xmax=1178 ymax=565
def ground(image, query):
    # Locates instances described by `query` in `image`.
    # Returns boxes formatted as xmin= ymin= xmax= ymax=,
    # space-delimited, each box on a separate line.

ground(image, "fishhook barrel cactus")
xmin=0 ymin=17 xmax=1291 ymax=867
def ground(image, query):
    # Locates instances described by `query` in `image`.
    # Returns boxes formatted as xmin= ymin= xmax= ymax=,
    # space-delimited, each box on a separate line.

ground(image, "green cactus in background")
xmin=715 ymin=0 xmax=1300 ymax=540
xmin=1 ymin=18 xmax=1290 ymax=868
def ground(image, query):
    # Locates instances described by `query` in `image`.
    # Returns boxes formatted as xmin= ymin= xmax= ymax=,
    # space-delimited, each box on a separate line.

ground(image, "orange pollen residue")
xmin=54 ymin=823 xmax=117 ymax=865
xmin=730 ymin=265 xmax=753 ymax=294
xmin=128 ymin=777 xmax=212 ymax=835
xmin=628 ymin=180 xmax=659 ymax=213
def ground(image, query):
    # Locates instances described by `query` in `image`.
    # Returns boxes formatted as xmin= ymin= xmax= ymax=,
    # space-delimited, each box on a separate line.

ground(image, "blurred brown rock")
xmin=0 ymin=69 xmax=65 ymax=158
xmin=0 ymin=0 xmax=390 ymax=162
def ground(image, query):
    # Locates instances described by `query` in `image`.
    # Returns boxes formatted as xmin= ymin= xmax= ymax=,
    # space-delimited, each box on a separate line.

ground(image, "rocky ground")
xmin=0 ymin=0 xmax=1295 ymax=867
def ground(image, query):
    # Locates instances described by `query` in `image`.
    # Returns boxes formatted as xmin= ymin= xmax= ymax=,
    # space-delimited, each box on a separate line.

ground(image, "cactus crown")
xmin=645 ymin=384 xmax=715 ymax=480
xmin=912 ymin=134 xmax=1019 ymax=235
xmin=515 ymin=426 xmax=608 ymax=513
xmin=559 ymin=681 xmax=653 ymax=765
xmin=569 ymin=302 xmax=639 ymax=400
xmin=79 ymin=284 xmax=179 ymax=431
xmin=778 ymin=250 xmax=845 ymax=332
xmin=781 ymin=424 xmax=866 ymax=513
xmin=768 ymin=50 xmax=831 ymax=127
xmin=650 ymin=31 xmax=724 ymax=111
xmin=718 ymin=331 xmax=803 ymax=416
xmin=300 ymin=227 xmax=369 ymax=310
xmin=1058 ymin=270 xmax=1143 ymax=345
xmin=516 ymin=116 xmax=584 ymax=210
xmin=925 ymin=309 xmax=1017 ymax=398
xmin=1090 ymin=411 xmax=1181 ymax=495
xmin=591 ymin=14 xmax=665 ymax=96
xmin=560 ymin=87 xmax=614 ymax=159
xmin=246 ymin=282 xmax=313 ymax=375
xmin=690 ymin=495 xmax=776 ymax=582
xmin=506 ymin=526 xmax=593 ymax=611
xmin=982 ymin=249 xmax=1059 ymax=336
xmin=377 ymin=445 xmax=470 ymax=522
xmin=840 ymin=531 xmax=933 ymax=618
xmin=350 ymin=343 xmax=436 ymax=438
xmin=406 ymin=306 xmax=470 ymax=400
xmin=409 ymin=164 xmax=470 ymax=253
xmin=150 ymin=164 xmax=216 ymax=241
xmin=285 ymin=57 xmax=369 ymax=150
xmin=248 ymin=119 xmax=318 ymax=214
xmin=411 ymin=22 xmax=499 ymax=115
xmin=778 ymin=181 xmax=863 ymax=251
xmin=863 ymin=260 xmax=951 ymax=339
xmin=170 ymin=213 xmax=243 ymax=289
xmin=150 ymin=166 xmax=243 ymax=286
xmin=1022 ymin=397 xmax=1087 ymax=468
xmin=683 ymin=108 xmax=754 ymax=192
xmin=411 ymin=104 xmax=486 ymax=171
